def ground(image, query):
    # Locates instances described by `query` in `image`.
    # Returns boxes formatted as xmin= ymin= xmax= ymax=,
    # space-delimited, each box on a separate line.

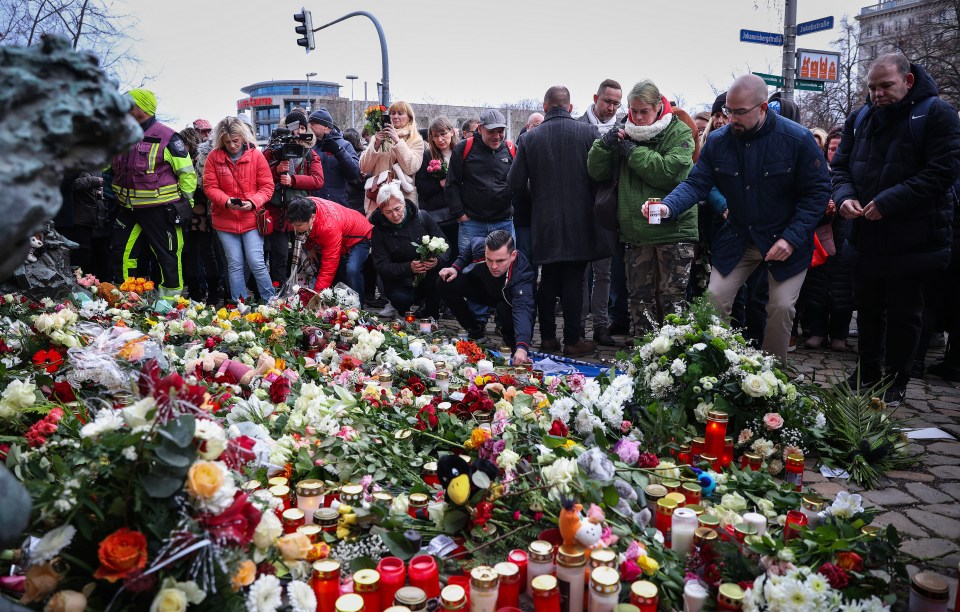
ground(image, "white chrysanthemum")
xmin=195 ymin=419 xmax=228 ymax=460
xmin=828 ymin=491 xmax=864 ymax=519
xmin=79 ymin=408 xmax=125 ymax=439
xmin=29 ymin=525 xmax=76 ymax=565
xmin=122 ymin=396 xmax=157 ymax=428
xmin=287 ymin=580 xmax=316 ymax=612
xmin=247 ymin=574 xmax=282 ymax=612
xmin=649 ymin=371 xmax=674 ymax=394
xmin=670 ymin=358 xmax=686 ymax=376
xmin=497 ymin=449 xmax=521 ymax=471
xmin=222 ymin=331 xmax=239 ymax=344
xmin=541 ymin=457 xmax=578 ymax=494
xmin=573 ymin=407 xmax=602 ymax=435
xmin=691 ymin=342 xmax=707 ymax=351
xmin=599 ymin=400 xmax=624 ymax=427
xmin=750 ymin=438 xmax=775 ymax=458
xmin=814 ymin=412 xmax=826 ymax=428
xmin=548 ymin=397 xmax=576 ymax=424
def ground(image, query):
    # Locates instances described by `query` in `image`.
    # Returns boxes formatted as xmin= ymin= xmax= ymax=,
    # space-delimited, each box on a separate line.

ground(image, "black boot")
xmin=928 ymin=338 xmax=960 ymax=381
xmin=593 ymin=325 xmax=617 ymax=346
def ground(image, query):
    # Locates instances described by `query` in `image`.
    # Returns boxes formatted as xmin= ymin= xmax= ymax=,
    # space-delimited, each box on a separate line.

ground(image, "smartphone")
xmin=382 ymin=115 xmax=392 ymax=127
xmin=229 ymin=198 xmax=242 ymax=208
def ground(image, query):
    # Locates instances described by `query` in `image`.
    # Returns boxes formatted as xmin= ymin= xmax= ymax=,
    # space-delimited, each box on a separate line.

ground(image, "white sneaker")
xmin=379 ymin=303 xmax=398 ymax=318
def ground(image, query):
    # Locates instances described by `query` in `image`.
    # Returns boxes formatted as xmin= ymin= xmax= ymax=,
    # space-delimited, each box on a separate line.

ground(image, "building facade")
xmin=238 ymin=79 xmax=342 ymax=142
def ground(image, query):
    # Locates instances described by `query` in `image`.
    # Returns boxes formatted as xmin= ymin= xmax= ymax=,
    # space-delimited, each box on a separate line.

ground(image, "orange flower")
xmin=186 ymin=461 xmax=225 ymax=499
xmin=835 ymin=551 xmax=864 ymax=572
xmin=231 ymin=559 xmax=256 ymax=591
xmin=93 ymin=528 xmax=148 ymax=583
xmin=464 ymin=427 xmax=491 ymax=450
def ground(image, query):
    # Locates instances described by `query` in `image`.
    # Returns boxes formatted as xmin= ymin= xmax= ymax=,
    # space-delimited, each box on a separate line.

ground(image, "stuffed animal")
xmin=96 ymin=282 xmax=123 ymax=307
xmin=559 ymin=498 xmax=584 ymax=548
xmin=25 ymin=234 xmax=42 ymax=263
xmin=187 ymin=350 xmax=276 ymax=387
xmin=437 ymin=455 xmax=498 ymax=506
xmin=575 ymin=504 xmax=605 ymax=549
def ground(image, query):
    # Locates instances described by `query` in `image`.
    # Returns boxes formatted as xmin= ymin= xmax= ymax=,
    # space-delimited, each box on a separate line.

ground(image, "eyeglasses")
xmin=599 ymin=97 xmax=622 ymax=108
xmin=721 ymin=102 xmax=762 ymax=117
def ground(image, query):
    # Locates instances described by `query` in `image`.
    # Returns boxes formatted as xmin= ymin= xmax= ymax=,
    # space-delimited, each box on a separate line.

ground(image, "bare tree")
xmin=885 ymin=0 xmax=960 ymax=108
xmin=797 ymin=15 xmax=867 ymax=129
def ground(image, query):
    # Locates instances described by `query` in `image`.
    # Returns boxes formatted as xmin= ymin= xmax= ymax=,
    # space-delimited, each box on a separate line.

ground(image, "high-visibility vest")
xmin=112 ymin=121 xmax=181 ymax=207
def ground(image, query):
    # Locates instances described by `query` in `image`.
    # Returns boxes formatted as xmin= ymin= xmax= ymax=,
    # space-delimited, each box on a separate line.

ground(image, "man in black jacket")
xmin=509 ymin=85 xmax=606 ymax=357
xmin=834 ymin=53 xmax=960 ymax=406
xmin=309 ymin=108 xmax=361 ymax=207
xmin=438 ymin=230 xmax=535 ymax=365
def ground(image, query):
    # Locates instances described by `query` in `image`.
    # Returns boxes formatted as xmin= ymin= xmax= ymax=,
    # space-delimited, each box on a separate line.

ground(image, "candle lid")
xmin=694 ymin=527 xmax=718 ymax=545
xmin=372 ymin=491 xmax=394 ymax=503
xmin=394 ymin=586 xmax=427 ymax=605
xmin=679 ymin=442 xmax=691 ymax=451
xmin=657 ymin=497 xmax=678 ymax=511
xmin=588 ymin=547 xmax=617 ymax=567
xmin=861 ymin=525 xmax=882 ymax=537
xmin=664 ymin=492 xmax=687 ymax=506
xmin=614 ymin=606 xmax=641 ymax=612
xmin=242 ymin=480 xmax=262 ymax=492
xmin=911 ymin=572 xmax=949 ymax=601
xmin=422 ymin=461 xmax=438 ymax=473
xmin=527 ymin=539 xmax=554 ymax=562
xmin=297 ymin=524 xmax=321 ymax=538
xmin=590 ymin=566 xmax=620 ymax=593
xmin=660 ymin=478 xmax=681 ymax=489
xmin=296 ymin=479 xmax=324 ymax=496
xmin=698 ymin=514 xmax=720 ymax=527
xmin=494 ymin=561 xmax=520 ymax=582
xmin=556 ymin=545 xmax=586 ymax=567
xmin=282 ymin=508 xmax=305 ymax=521
xmin=685 ymin=504 xmax=704 ymax=515
xmin=734 ymin=522 xmax=758 ymax=536
xmin=630 ymin=580 xmax=658 ymax=599
xmin=692 ymin=436 xmax=705 ymax=444
xmin=395 ymin=429 xmax=413 ymax=440
xmin=314 ymin=507 xmax=339 ymax=523
xmin=313 ymin=559 xmax=341 ymax=580
xmin=335 ymin=593 xmax=364 ymax=612
xmin=436 ymin=371 xmax=450 ymax=380
xmin=744 ymin=451 xmax=762 ymax=460
xmin=699 ymin=453 xmax=718 ymax=463
xmin=268 ymin=484 xmax=290 ymax=497
xmin=409 ymin=492 xmax=429 ymax=506
xmin=644 ymin=483 xmax=667 ymax=498
xmin=786 ymin=452 xmax=804 ymax=463
xmin=531 ymin=574 xmax=558 ymax=592
xmin=341 ymin=484 xmax=364 ymax=496
xmin=801 ymin=495 xmax=824 ymax=511
xmin=440 ymin=584 xmax=466 ymax=607
xmin=379 ymin=373 xmax=393 ymax=381
xmin=706 ymin=409 xmax=728 ymax=422
xmin=268 ymin=476 xmax=289 ymax=487
xmin=384 ymin=608 xmax=413 ymax=612
xmin=682 ymin=482 xmax=702 ymax=494
xmin=718 ymin=583 xmax=745 ymax=601
xmin=353 ymin=568 xmax=380 ymax=591
xmin=470 ymin=566 xmax=499 ymax=589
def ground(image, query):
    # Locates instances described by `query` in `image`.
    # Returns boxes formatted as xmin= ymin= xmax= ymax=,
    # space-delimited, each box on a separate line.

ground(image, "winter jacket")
xmin=303 ymin=197 xmax=373 ymax=292
xmin=370 ymin=200 xmax=450 ymax=285
xmin=587 ymin=114 xmax=697 ymax=246
xmin=262 ymin=147 xmax=325 ymax=231
xmin=446 ymin=136 xmax=515 ymax=222
xmin=359 ymin=129 xmax=425 ymax=214
xmin=414 ymin=149 xmax=456 ymax=225
xmin=203 ymin=144 xmax=275 ymax=234
xmin=313 ymin=130 xmax=361 ymax=206
xmin=451 ymin=237 xmax=535 ymax=351
xmin=508 ymin=107 xmax=609 ymax=265
xmin=832 ymin=62 xmax=960 ymax=277
xmin=662 ymin=112 xmax=831 ymax=281
xmin=72 ymin=172 xmax=103 ymax=228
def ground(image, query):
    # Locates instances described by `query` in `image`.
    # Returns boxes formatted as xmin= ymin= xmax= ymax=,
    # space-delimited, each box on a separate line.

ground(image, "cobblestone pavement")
xmin=442 ymin=313 xmax=960 ymax=604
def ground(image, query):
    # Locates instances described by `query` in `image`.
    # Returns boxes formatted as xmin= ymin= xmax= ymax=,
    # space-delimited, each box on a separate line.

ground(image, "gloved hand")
xmin=619 ymin=138 xmax=637 ymax=158
xmin=320 ymin=138 xmax=341 ymax=154
xmin=601 ymin=128 xmax=620 ymax=148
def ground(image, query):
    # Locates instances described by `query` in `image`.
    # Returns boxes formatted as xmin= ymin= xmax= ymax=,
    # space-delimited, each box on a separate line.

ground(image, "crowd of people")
xmin=53 ymin=51 xmax=960 ymax=405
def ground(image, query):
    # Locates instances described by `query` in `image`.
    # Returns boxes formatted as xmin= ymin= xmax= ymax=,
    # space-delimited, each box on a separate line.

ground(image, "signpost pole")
xmin=781 ymin=0 xmax=798 ymax=101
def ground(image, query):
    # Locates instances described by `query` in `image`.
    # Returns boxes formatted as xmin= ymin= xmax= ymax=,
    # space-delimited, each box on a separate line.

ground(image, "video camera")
xmin=268 ymin=122 xmax=311 ymax=161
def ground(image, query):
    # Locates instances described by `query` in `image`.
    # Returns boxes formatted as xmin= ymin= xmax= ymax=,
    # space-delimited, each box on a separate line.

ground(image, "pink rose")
xmin=763 ymin=413 xmax=784 ymax=431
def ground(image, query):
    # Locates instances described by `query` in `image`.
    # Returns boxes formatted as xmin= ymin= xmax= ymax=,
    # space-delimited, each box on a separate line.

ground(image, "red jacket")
xmin=304 ymin=197 xmax=373 ymax=291
xmin=263 ymin=148 xmax=325 ymax=230
xmin=203 ymin=145 xmax=275 ymax=234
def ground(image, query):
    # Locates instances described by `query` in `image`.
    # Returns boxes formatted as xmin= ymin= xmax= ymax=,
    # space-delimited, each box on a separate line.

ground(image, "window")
xmin=895 ymin=19 xmax=901 ymax=31
xmin=871 ymin=45 xmax=878 ymax=59
xmin=864 ymin=25 xmax=873 ymax=36
xmin=878 ymin=22 xmax=884 ymax=34
xmin=256 ymin=107 xmax=281 ymax=121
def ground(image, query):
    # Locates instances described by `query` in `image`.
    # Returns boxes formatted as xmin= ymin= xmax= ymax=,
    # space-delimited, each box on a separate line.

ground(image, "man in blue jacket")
xmin=308 ymin=109 xmax=361 ymax=207
xmin=644 ymin=74 xmax=831 ymax=364
xmin=437 ymin=230 xmax=535 ymax=365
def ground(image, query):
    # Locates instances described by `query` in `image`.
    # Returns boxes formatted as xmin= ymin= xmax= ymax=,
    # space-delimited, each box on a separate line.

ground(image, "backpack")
xmin=461 ymin=136 xmax=517 ymax=160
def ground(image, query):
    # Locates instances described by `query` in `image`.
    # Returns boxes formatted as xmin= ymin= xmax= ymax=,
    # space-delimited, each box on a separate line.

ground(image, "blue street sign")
xmin=797 ymin=16 xmax=834 ymax=35
xmin=740 ymin=29 xmax=784 ymax=46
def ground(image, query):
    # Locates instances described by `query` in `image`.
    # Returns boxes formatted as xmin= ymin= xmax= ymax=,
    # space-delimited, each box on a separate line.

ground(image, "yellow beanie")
xmin=127 ymin=88 xmax=157 ymax=116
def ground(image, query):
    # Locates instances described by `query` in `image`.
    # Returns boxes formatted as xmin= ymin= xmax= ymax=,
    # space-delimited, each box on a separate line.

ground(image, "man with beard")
xmin=645 ymin=74 xmax=830 ymax=364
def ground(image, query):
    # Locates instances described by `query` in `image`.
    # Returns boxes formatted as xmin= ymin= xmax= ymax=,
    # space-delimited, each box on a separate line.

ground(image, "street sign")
xmin=797 ymin=16 xmax=834 ymax=35
xmin=796 ymin=48 xmax=841 ymax=82
xmin=753 ymin=72 xmax=784 ymax=87
xmin=796 ymin=80 xmax=825 ymax=92
xmin=740 ymin=29 xmax=784 ymax=46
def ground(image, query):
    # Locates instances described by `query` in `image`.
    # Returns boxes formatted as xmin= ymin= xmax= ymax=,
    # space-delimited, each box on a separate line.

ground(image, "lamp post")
xmin=305 ymin=72 xmax=317 ymax=112
xmin=312 ymin=12 xmax=390 ymax=106
xmin=346 ymin=75 xmax=358 ymax=129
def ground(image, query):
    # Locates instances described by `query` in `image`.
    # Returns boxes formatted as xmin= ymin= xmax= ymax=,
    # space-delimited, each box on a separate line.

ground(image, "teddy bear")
xmin=25 ymin=234 xmax=43 ymax=263
xmin=187 ymin=350 xmax=275 ymax=387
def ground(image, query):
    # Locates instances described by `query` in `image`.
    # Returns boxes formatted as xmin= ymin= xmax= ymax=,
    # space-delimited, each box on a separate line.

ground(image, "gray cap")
xmin=480 ymin=109 xmax=507 ymax=129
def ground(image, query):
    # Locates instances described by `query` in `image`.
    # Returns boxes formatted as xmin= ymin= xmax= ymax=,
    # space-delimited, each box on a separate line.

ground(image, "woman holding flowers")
xmin=359 ymin=101 xmax=425 ymax=215
xmin=415 ymin=116 xmax=460 ymax=258
xmin=369 ymin=181 xmax=449 ymax=319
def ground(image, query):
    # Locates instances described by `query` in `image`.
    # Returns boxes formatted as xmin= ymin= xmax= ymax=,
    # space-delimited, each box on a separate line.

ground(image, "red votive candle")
xmin=531 ymin=575 xmax=561 ymax=612
xmin=376 ymin=557 xmax=406 ymax=606
xmin=313 ymin=559 xmax=342 ymax=612
xmin=783 ymin=510 xmax=808 ymax=541
xmin=704 ymin=410 xmax=728 ymax=460
xmin=495 ymin=561 xmax=521 ymax=609
xmin=721 ymin=436 xmax=734 ymax=468
xmin=507 ymin=549 xmax=528 ymax=595
xmin=353 ymin=569 xmax=381 ymax=612
xmin=408 ymin=554 xmax=440 ymax=599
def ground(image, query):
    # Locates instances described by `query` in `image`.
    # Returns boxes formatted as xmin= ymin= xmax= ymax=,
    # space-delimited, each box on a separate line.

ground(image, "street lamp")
xmin=305 ymin=72 xmax=317 ymax=112
xmin=346 ymin=75 xmax=358 ymax=129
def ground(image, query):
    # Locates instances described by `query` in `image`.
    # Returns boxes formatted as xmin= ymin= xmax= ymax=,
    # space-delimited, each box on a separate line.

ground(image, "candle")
xmin=477 ymin=359 xmax=494 ymax=375
xmin=783 ymin=509 xmax=808 ymax=541
xmin=677 ymin=443 xmax=692 ymax=465
xmin=909 ymin=571 xmax=950 ymax=612
xmin=313 ymin=559 xmax=342 ymax=612
xmin=682 ymin=482 xmax=702 ymax=507
xmin=377 ymin=557 xmax=406 ymax=608
xmin=408 ymin=554 xmax=440 ymax=599
xmin=694 ymin=527 xmax=718 ymax=553
xmin=700 ymin=453 xmax=720 ymax=472
xmin=470 ymin=566 xmax=500 ymax=612
xmin=296 ymin=479 xmax=324 ymax=524
xmin=629 ymin=581 xmax=658 ymax=612
xmin=297 ymin=524 xmax=321 ymax=544
xmin=336 ymin=593 xmax=365 ymax=612
xmin=281 ymin=508 xmax=305 ymax=533
xmin=785 ymin=452 xmax=804 ymax=491
xmin=556 ymin=546 xmax=586 ymax=612
xmin=532 ymin=575 xmax=561 ymax=612
xmin=527 ymin=540 xmax=556 ymax=594
xmin=422 ymin=462 xmax=440 ymax=488
xmin=683 ymin=581 xmax=709 ymax=612
xmin=408 ymin=493 xmax=429 ymax=520
xmin=419 ymin=319 xmax=433 ymax=334
xmin=405 ymin=313 xmax=416 ymax=323
xmin=716 ymin=583 xmax=745 ymax=610
xmin=734 ymin=522 xmax=758 ymax=544
xmin=393 ymin=586 xmax=427 ymax=611
xmin=742 ymin=512 xmax=767 ymax=536
xmin=671 ymin=508 xmax=699 ymax=556
xmin=721 ymin=436 xmax=734 ymax=468
xmin=664 ymin=492 xmax=687 ymax=508
xmin=353 ymin=569 xmax=381 ymax=612
xmin=508 ymin=549 xmax=528 ymax=595
xmin=379 ymin=373 xmax=393 ymax=389
xmin=704 ymin=410 xmax=728 ymax=461
xmin=587 ymin=566 xmax=620 ymax=612
xmin=269 ymin=484 xmax=291 ymax=514
xmin=494 ymin=561 xmax=521 ymax=609
xmin=740 ymin=452 xmax=762 ymax=471
xmin=799 ymin=495 xmax=824 ymax=528
xmin=690 ymin=437 xmax=705 ymax=461
xmin=440 ymin=584 xmax=467 ymax=611
xmin=436 ymin=371 xmax=450 ymax=394
xmin=655 ymin=498 xmax=678 ymax=548
xmin=643 ymin=484 xmax=667 ymax=516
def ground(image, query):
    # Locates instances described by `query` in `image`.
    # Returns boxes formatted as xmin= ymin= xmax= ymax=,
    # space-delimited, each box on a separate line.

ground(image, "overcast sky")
xmin=126 ymin=0 xmax=870 ymax=127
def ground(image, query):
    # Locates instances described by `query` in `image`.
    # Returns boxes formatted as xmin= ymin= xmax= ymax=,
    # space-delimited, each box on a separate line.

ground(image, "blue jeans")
xmin=216 ymin=229 xmax=275 ymax=302
xmin=334 ymin=240 xmax=370 ymax=304
xmin=515 ymin=226 xmax=532 ymax=264
xmin=459 ymin=219 xmax=515 ymax=321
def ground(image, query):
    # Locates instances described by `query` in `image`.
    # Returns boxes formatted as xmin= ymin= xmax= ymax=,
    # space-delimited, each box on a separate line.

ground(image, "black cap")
xmin=711 ymin=92 xmax=727 ymax=116
xmin=285 ymin=110 xmax=308 ymax=129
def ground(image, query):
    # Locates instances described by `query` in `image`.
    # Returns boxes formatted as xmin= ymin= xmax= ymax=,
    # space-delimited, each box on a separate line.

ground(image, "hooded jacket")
xmin=203 ymin=144 xmax=275 ymax=234
xmin=303 ymin=197 xmax=373 ymax=291
xmin=313 ymin=129 xmax=361 ymax=205
xmin=370 ymin=200 xmax=450 ymax=285
xmin=831 ymin=62 xmax=960 ymax=276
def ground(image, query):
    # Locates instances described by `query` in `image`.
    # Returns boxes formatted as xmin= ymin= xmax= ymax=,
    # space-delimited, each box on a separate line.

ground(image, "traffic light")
xmin=294 ymin=8 xmax=315 ymax=53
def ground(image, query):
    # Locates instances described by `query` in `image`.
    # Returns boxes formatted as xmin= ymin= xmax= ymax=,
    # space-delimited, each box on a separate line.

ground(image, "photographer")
xmin=262 ymin=111 xmax=324 ymax=285
xmin=308 ymin=108 xmax=361 ymax=208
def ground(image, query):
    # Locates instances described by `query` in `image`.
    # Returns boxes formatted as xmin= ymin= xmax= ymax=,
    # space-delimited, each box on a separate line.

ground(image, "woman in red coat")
xmin=203 ymin=116 xmax=276 ymax=302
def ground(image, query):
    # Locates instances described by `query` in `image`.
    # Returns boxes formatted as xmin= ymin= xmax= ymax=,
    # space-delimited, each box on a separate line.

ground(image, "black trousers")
xmin=383 ymin=267 xmax=442 ymax=319
xmin=110 ymin=205 xmax=184 ymax=291
xmin=183 ymin=230 xmax=224 ymax=304
xmin=264 ymin=230 xmax=290 ymax=284
xmin=853 ymin=272 xmax=927 ymax=385
xmin=537 ymin=260 xmax=588 ymax=345
xmin=438 ymin=269 xmax=515 ymax=347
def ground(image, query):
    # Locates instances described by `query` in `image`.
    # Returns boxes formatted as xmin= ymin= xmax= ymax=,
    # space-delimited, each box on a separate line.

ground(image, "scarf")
xmin=623 ymin=112 xmax=673 ymax=142
xmin=585 ymin=104 xmax=619 ymax=135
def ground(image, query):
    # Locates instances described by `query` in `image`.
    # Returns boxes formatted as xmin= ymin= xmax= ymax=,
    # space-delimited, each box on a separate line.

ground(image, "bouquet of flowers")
xmin=411 ymin=235 xmax=448 ymax=287
xmin=426 ymin=158 xmax=448 ymax=179
xmin=363 ymin=104 xmax=388 ymax=136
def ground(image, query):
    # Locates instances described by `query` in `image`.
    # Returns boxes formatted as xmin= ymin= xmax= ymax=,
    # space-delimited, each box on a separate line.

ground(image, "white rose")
xmin=497 ymin=449 xmax=521 ymax=472
xmin=650 ymin=336 xmax=672 ymax=354
xmin=222 ymin=331 xmax=239 ymax=344
xmin=122 ymin=397 xmax=157 ymax=428
xmin=3 ymin=379 xmax=37 ymax=410
xmin=150 ymin=587 xmax=188 ymax=612
xmin=741 ymin=374 xmax=769 ymax=398
xmin=670 ymin=358 xmax=687 ymax=376
xmin=253 ymin=510 xmax=283 ymax=549
xmin=422 ymin=235 xmax=430 ymax=244
xmin=391 ymin=493 xmax=410 ymax=516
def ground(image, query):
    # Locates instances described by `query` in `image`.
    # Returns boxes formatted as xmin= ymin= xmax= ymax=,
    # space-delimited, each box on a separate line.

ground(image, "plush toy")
xmin=96 ymin=282 xmax=123 ymax=307
xmin=559 ymin=498 xmax=584 ymax=548
xmin=575 ymin=504 xmax=605 ymax=549
xmin=437 ymin=455 xmax=498 ymax=506
xmin=187 ymin=351 xmax=276 ymax=387
xmin=25 ymin=234 xmax=42 ymax=263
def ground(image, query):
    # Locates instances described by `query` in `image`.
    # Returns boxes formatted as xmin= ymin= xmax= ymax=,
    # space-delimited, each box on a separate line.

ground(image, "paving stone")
xmin=810 ymin=481 xmax=852 ymax=499
xmin=904 ymin=509 xmax=960 ymax=540
xmin=905 ymin=482 xmax=954 ymax=504
xmin=920 ymin=414 xmax=959 ymax=425
xmin=927 ymin=442 xmax=960 ymax=456
xmin=898 ymin=538 xmax=960 ymax=562
xmin=922 ymin=454 xmax=960 ymax=466
xmin=929 ymin=400 xmax=957 ymax=409
xmin=930 ymin=465 xmax=960 ymax=480
xmin=873 ymin=511 xmax=929 ymax=537
xmin=860 ymin=488 xmax=918 ymax=506
xmin=940 ymin=482 xmax=960 ymax=501
xmin=927 ymin=503 xmax=960 ymax=519
xmin=883 ymin=470 xmax=935 ymax=482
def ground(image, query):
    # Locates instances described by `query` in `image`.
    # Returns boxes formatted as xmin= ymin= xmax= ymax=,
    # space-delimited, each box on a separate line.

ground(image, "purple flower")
xmin=612 ymin=438 xmax=641 ymax=465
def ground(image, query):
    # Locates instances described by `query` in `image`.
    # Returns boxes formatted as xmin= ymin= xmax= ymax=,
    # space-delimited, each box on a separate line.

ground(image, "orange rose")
xmin=187 ymin=461 xmax=225 ymax=499
xmin=835 ymin=551 xmax=864 ymax=572
xmin=276 ymin=532 xmax=312 ymax=562
xmin=20 ymin=563 xmax=61 ymax=604
xmin=231 ymin=559 xmax=256 ymax=591
xmin=93 ymin=528 xmax=148 ymax=583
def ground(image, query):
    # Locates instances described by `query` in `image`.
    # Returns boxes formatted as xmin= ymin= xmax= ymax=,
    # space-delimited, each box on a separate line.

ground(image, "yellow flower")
xmin=228 ymin=311 xmax=241 ymax=320
xmin=465 ymin=427 xmax=491 ymax=450
xmin=177 ymin=297 xmax=190 ymax=307
xmin=273 ymin=358 xmax=286 ymax=372
xmin=186 ymin=462 xmax=224 ymax=499
xmin=562 ymin=439 xmax=578 ymax=450
xmin=216 ymin=308 xmax=228 ymax=320
xmin=276 ymin=533 xmax=312 ymax=562
xmin=217 ymin=320 xmax=232 ymax=330
xmin=231 ymin=560 xmax=256 ymax=591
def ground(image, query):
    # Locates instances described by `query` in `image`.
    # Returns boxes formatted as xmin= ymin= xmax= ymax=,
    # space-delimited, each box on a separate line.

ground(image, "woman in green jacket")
xmin=587 ymin=79 xmax=696 ymax=334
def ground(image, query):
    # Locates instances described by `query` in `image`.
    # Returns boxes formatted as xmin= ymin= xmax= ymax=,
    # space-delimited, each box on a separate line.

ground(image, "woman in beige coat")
xmin=359 ymin=100 xmax=424 ymax=215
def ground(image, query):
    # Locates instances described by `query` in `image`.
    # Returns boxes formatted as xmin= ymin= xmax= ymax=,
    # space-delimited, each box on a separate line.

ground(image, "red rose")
xmin=835 ymin=551 xmax=864 ymax=572
xmin=549 ymin=419 xmax=569 ymax=437
xmin=415 ymin=404 xmax=438 ymax=430
xmin=619 ymin=560 xmax=642 ymax=582
xmin=636 ymin=452 xmax=659 ymax=469
xmin=222 ymin=436 xmax=258 ymax=471
xmin=818 ymin=563 xmax=849 ymax=589
xmin=406 ymin=377 xmax=427 ymax=397
xmin=51 ymin=381 xmax=76 ymax=403
xmin=269 ymin=376 xmax=291 ymax=404
xmin=198 ymin=492 xmax=261 ymax=547
xmin=94 ymin=528 xmax=148 ymax=583
xmin=205 ymin=337 xmax=217 ymax=349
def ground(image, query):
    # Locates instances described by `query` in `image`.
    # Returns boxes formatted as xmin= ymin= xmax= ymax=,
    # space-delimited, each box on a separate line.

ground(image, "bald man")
xmin=645 ymin=74 xmax=830 ymax=363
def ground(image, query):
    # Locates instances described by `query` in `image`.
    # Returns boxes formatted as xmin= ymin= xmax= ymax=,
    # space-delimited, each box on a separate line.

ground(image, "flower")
xmin=93 ymin=528 xmax=148 ymax=583
xmin=277 ymin=532 xmax=312 ymax=562
xmin=253 ymin=510 xmax=282 ymax=549
xmin=835 ymin=551 xmax=864 ymax=572
xmin=287 ymin=580 xmax=317 ymax=612
xmin=741 ymin=374 xmax=770 ymax=398
xmin=32 ymin=349 xmax=64 ymax=373
xmin=828 ymin=491 xmax=864 ymax=519
xmin=612 ymin=438 xmax=640 ymax=465
xmin=44 ymin=589 xmax=88 ymax=612
xmin=247 ymin=574 xmax=283 ymax=612
xmin=817 ymin=563 xmax=849 ymax=589
xmin=149 ymin=587 xmax=187 ymax=612
xmin=542 ymin=457 xmax=579 ymax=494
xmin=198 ymin=493 xmax=261 ymax=546
xmin=79 ymin=408 xmax=125 ymax=439
xmin=496 ymin=448 xmax=520 ymax=471
xmin=121 ymin=397 xmax=157 ymax=428
xmin=232 ymin=559 xmax=257 ymax=591
xmin=186 ymin=461 xmax=227 ymax=500
xmin=1 ymin=378 xmax=37 ymax=415
xmin=29 ymin=525 xmax=76 ymax=566
xmin=763 ymin=412 xmax=784 ymax=430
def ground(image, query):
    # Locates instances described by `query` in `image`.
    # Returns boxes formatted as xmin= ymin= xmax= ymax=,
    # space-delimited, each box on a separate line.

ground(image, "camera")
xmin=268 ymin=125 xmax=311 ymax=161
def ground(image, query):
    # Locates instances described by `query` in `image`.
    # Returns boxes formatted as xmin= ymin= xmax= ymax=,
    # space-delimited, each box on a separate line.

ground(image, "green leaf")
xmin=350 ymin=556 xmax=378 ymax=573
xmin=379 ymin=531 xmax=420 ymax=560
xmin=158 ymin=415 xmax=196 ymax=448
xmin=142 ymin=472 xmax=185 ymax=498
xmin=602 ymin=485 xmax=620 ymax=508
xmin=543 ymin=434 xmax=568 ymax=449
xmin=442 ymin=509 xmax=470 ymax=533
xmin=155 ymin=441 xmax=193 ymax=468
